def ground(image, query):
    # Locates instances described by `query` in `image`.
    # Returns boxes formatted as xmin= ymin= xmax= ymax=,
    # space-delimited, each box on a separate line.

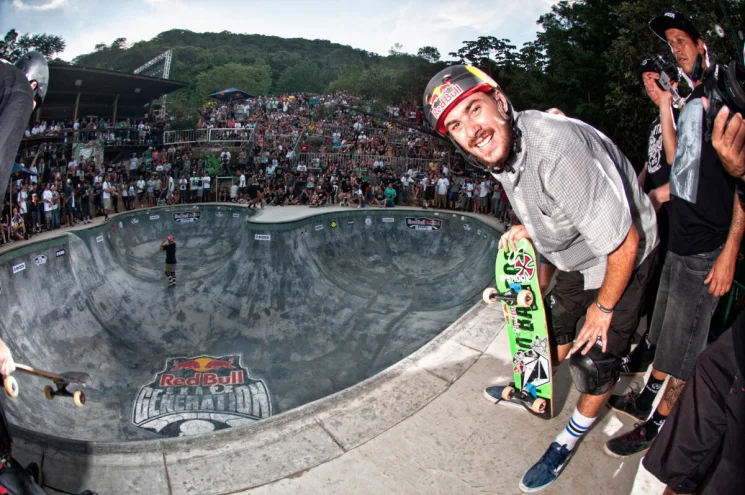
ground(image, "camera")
xmin=697 ymin=59 xmax=745 ymax=141
xmin=647 ymin=55 xmax=686 ymax=109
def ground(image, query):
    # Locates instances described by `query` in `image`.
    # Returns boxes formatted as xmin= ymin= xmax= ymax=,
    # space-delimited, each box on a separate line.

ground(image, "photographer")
xmin=605 ymin=12 xmax=745 ymax=458
xmin=639 ymin=104 xmax=745 ymax=495
xmin=613 ymin=57 xmax=679 ymax=377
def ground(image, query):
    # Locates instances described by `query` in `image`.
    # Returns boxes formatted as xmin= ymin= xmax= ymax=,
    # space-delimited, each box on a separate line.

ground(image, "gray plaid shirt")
xmin=492 ymin=111 xmax=658 ymax=290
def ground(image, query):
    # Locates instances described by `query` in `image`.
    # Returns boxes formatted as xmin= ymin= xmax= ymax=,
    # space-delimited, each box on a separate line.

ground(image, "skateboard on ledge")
xmin=482 ymin=238 xmax=554 ymax=419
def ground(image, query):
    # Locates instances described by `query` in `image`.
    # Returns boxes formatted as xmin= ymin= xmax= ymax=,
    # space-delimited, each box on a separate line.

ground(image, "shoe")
xmin=482 ymin=384 xmax=512 ymax=403
xmin=622 ymin=338 xmax=656 ymax=375
xmin=519 ymin=442 xmax=575 ymax=492
xmin=603 ymin=422 xmax=654 ymax=458
xmin=607 ymin=390 xmax=651 ymax=422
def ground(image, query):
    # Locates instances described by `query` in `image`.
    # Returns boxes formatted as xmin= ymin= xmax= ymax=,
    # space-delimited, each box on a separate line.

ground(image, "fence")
xmin=163 ymin=127 xmax=255 ymax=146
xmin=295 ymin=152 xmax=456 ymax=176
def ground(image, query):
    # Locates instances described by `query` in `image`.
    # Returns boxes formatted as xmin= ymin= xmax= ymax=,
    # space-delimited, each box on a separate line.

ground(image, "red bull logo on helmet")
xmin=132 ymin=355 xmax=271 ymax=437
xmin=428 ymin=79 xmax=465 ymax=120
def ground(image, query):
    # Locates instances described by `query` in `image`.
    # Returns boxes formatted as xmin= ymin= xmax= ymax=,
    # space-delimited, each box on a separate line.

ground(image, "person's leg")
xmin=642 ymin=328 xmax=738 ymax=494
xmin=520 ymin=250 xmax=656 ymax=492
xmin=0 ymin=70 xmax=34 ymax=201
xmin=606 ymin=248 xmax=721 ymax=457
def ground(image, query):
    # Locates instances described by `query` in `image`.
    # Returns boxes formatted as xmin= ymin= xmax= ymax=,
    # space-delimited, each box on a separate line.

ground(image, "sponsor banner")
xmin=382 ymin=217 xmax=394 ymax=223
xmin=150 ymin=215 xmax=160 ymax=220
xmin=56 ymin=248 xmax=66 ymax=257
xmin=216 ymin=212 xmax=225 ymax=218
xmin=131 ymin=218 xmax=139 ymax=224
xmin=405 ymin=217 xmax=442 ymax=231
xmin=96 ymin=235 xmax=104 ymax=243
xmin=314 ymin=224 xmax=323 ymax=231
xmin=330 ymin=220 xmax=338 ymax=228
xmin=118 ymin=221 xmax=123 ymax=229
xmin=477 ymin=229 xmax=482 ymax=236
xmin=232 ymin=213 xmax=240 ymax=218
xmin=347 ymin=220 xmax=355 ymax=225
xmin=365 ymin=217 xmax=372 ymax=226
xmin=111 ymin=225 xmax=116 ymax=232
xmin=12 ymin=262 xmax=26 ymax=274
xmin=482 ymin=233 xmax=487 ymax=239
xmin=463 ymin=224 xmax=472 ymax=232
xmin=132 ymin=355 xmax=271 ymax=438
xmin=173 ymin=212 xmax=201 ymax=224
xmin=255 ymin=234 xmax=271 ymax=241
xmin=490 ymin=239 xmax=496 ymax=249
xmin=34 ymin=255 xmax=47 ymax=266
xmin=301 ymin=229 xmax=309 ymax=237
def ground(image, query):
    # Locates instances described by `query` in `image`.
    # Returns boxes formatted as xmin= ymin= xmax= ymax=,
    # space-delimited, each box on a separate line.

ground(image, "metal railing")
xmin=295 ymin=152 xmax=455 ymax=176
xmin=163 ymin=127 xmax=254 ymax=145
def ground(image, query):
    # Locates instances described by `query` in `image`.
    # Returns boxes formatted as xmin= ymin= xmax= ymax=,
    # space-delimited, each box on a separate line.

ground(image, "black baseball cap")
xmin=649 ymin=12 xmax=701 ymax=44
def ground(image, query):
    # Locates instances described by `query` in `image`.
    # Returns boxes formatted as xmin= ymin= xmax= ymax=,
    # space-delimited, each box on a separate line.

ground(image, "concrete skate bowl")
xmin=0 ymin=205 xmax=500 ymax=493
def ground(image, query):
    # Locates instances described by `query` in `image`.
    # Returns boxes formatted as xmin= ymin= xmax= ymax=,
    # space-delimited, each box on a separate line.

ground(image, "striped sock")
xmin=554 ymin=408 xmax=596 ymax=451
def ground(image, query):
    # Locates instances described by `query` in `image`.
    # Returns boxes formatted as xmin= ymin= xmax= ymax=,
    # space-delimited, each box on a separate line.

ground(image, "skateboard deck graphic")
xmin=3 ymin=363 xmax=88 ymax=407
xmin=483 ymin=238 xmax=554 ymax=418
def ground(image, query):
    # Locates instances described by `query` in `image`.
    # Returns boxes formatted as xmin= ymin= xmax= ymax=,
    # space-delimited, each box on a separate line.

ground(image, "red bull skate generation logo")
xmin=132 ymin=355 xmax=271 ymax=437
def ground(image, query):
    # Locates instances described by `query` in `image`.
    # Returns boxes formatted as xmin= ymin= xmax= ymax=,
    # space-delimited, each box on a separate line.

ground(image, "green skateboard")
xmin=482 ymin=238 xmax=554 ymax=418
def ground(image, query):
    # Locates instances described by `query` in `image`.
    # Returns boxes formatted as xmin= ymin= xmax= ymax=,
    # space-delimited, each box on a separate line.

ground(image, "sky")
xmin=1 ymin=0 xmax=555 ymax=62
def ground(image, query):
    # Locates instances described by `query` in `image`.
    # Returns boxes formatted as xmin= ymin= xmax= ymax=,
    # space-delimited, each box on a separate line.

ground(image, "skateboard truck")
xmin=482 ymin=287 xmax=534 ymax=307
xmin=501 ymin=382 xmax=547 ymax=415
xmin=3 ymin=364 xmax=88 ymax=407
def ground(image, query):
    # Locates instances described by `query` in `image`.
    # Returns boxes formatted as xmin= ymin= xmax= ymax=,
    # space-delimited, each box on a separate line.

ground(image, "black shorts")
xmin=643 ymin=326 xmax=745 ymax=494
xmin=547 ymin=248 xmax=657 ymax=355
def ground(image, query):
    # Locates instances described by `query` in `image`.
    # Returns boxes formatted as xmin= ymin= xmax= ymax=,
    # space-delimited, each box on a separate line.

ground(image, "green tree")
xmin=277 ymin=62 xmax=324 ymax=93
xmin=195 ymin=62 xmax=272 ymax=101
xmin=0 ymin=29 xmax=66 ymax=62
xmin=417 ymin=46 xmax=441 ymax=63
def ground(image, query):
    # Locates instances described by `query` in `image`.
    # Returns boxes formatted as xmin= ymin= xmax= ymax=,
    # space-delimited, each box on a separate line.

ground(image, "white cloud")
xmin=12 ymin=0 xmax=67 ymax=11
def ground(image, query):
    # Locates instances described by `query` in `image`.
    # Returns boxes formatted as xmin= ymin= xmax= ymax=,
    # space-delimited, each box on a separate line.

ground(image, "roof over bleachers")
xmin=40 ymin=64 xmax=188 ymax=121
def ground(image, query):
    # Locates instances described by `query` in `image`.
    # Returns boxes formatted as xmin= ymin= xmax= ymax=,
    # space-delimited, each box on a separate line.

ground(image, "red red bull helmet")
xmin=167 ymin=235 xmax=174 ymax=243
xmin=423 ymin=65 xmax=499 ymax=136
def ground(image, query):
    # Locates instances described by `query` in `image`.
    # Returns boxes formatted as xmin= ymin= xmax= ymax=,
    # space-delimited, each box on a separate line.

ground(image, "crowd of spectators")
xmin=4 ymin=90 xmax=512 ymax=247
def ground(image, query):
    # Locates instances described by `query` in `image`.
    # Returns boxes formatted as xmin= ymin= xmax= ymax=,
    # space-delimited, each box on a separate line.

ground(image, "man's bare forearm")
xmin=597 ymin=224 xmax=639 ymax=309
xmin=660 ymin=103 xmax=677 ymax=165
xmin=723 ymin=191 xmax=745 ymax=257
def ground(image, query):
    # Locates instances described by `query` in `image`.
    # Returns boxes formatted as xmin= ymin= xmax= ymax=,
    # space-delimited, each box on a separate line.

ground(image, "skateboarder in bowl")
xmin=160 ymin=235 xmax=177 ymax=288
xmin=423 ymin=65 xmax=658 ymax=492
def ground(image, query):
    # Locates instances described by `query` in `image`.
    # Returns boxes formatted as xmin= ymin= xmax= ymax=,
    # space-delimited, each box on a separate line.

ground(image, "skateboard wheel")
xmin=44 ymin=385 xmax=54 ymax=401
xmin=516 ymin=290 xmax=534 ymax=308
xmin=501 ymin=385 xmax=515 ymax=401
xmin=4 ymin=376 xmax=18 ymax=399
xmin=532 ymin=398 xmax=547 ymax=414
xmin=482 ymin=288 xmax=498 ymax=304
xmin=73 ymin=390 xmax=85 ymax=407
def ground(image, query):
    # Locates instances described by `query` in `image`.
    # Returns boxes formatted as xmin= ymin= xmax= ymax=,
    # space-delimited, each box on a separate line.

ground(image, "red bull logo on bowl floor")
xmin=132 ymin=355 xmax=271 ymax=437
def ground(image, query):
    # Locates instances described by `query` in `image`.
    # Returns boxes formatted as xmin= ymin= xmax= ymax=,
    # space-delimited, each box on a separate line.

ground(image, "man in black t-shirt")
xmin=159 ymin=235 xmax=177 ymax=288
xmin=246 ymin=180 xmax=263 ymax=209
xmin=605 ymin=11 xmax=745 ymax=459
xmin=617 ymin=58 xmax=679 ymax=376
xmin=642 ymin=99 xmax=745 ymax=495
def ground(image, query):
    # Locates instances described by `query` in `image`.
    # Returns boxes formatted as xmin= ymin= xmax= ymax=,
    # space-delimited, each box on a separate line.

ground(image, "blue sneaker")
xmin=519 ymin=442 xmax=574 ymax=493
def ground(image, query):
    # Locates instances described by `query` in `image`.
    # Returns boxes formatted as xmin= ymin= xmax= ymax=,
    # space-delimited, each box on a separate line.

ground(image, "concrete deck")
xmin=0 ymin=204 xmax=662 ymax=494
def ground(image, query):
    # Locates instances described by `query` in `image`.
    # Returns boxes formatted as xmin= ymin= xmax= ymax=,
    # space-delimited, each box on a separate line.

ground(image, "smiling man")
xmin=423 ymin=65 xmax=659 ymax=492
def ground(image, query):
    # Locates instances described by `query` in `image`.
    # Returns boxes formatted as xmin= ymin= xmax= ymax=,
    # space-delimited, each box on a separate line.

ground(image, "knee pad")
xmin=569 ymin=346 xmax=622 ymax=395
